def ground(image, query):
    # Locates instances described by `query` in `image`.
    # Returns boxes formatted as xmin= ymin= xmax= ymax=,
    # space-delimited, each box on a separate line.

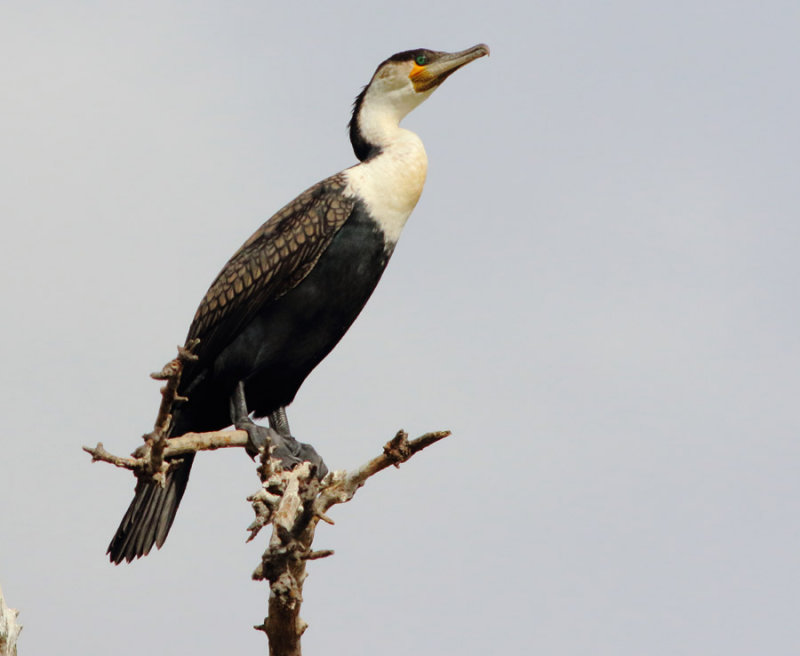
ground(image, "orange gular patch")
xmin=409 ymin=64 xmax=437 ymax=92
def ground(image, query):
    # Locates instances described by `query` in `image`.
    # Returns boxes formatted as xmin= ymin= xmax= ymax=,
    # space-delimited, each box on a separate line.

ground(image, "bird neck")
xmin=344 ymin=127 xmax=428 ymax=246
xmin=349 ymin=84 xmax=432 ymax=161
xmin=345 ymin=84 xmax=432 ymax=243
xmin=350 ymin=107 xmax=401 ymax=161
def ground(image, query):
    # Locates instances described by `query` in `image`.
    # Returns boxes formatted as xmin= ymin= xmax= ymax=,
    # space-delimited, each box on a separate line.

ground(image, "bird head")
xmin=350 ymin=44 xmax=490 ymax=160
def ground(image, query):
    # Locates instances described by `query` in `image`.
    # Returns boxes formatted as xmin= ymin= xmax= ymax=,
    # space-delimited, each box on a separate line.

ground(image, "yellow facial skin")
xmin=409 ymin=62 xmax=438 ymax=92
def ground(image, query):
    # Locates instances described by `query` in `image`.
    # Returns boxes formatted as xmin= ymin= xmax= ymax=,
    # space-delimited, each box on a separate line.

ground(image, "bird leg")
xmin=229 ymin=381 xmax=271 ymax=457
xmin=229 ymin=383 xmax=328 ymax=478
xmin=268 ymin=407 xmax=292 ymax=438
xmin=269 ymin=405 xmax=329 ymax=479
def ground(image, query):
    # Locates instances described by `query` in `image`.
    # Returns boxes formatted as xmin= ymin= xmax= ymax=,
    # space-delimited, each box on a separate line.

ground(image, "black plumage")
xmin=107 ymin=176 xmax=388 ymax=563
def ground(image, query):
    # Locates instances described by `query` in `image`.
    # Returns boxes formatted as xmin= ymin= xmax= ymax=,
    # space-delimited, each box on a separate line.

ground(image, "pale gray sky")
xmin=2 ymin=1 xmax=799 ymax=654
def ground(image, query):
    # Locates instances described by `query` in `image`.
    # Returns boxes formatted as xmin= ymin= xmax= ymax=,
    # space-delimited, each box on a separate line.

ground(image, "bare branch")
xmin=316 ymin=430 xmax=451 ymax=514
xmin=83 ymin=442 xmax=141 ymax=470
xmin=83 ymin=429 xmax=250 ymax=473
xmin=251 ymin=428 xmax=451 ymax=656
xmin=136 ymin=429 xmax=249 ymax=457
xmin=81 ymin=331 xmax=457 ymax=656
xmin=0 ymin=584 xmax=21 ymax=656
xmin=138 ymin=340 xmax=200 ymax=483
xmin=83 ymin=350 xmax=450 ymax=656
xmin=85 ymin=417 xmax=449 ymax=656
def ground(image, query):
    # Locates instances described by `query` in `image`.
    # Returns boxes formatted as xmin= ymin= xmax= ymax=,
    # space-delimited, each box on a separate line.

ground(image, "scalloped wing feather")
xmin=186 ymin=172 xmax=355 ymax=363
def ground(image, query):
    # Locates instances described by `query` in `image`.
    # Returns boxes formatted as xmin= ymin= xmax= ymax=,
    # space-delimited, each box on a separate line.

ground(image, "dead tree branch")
xmin=250 ymin=429 xmax=450 ymax=656
xmin=83 ymin=343 xmax=213 ymax=481
xmin=141 ymin=339 xmax=199 ymax=483
xmin=0 ymin=584 xmax=21 ymax=656
xmin=84 ymin=349 xmax=451 ymax=656
xmin=83 ymin=429 xmax=250 ymax=472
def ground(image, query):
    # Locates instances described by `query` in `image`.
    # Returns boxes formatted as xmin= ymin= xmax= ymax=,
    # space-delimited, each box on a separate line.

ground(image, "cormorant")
xmin=108 ymin=43 xmax=489 ymax=564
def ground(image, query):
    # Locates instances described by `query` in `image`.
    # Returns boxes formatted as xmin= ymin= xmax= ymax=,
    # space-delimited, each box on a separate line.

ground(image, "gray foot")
xmin=229 ymin=384 xmax=328 ymax=478
xmin=243 ymin=421 xmax=329 ymax=479
xmin=282 ymin=437 xmax=328 ymax=480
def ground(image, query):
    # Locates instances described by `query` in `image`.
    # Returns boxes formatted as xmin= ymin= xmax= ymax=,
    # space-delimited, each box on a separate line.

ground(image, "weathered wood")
xmin=250 ymin=430 xmax=450 ymax=655
xmin=0 ymin=585 xmax=21 ymax=656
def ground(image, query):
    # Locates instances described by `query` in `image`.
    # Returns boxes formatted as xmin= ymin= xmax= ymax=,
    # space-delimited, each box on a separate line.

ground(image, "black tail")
xmin=107 ymin=454 xmax=195 ymax=564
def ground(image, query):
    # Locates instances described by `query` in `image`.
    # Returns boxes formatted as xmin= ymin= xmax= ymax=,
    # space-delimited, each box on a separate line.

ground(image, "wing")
xmin=185 ymin=171 xmax=355 ymax=366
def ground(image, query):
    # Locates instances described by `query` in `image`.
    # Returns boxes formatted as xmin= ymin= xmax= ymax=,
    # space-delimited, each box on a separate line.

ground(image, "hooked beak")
xmin=410 ymin=43 xmax=490 ymax=92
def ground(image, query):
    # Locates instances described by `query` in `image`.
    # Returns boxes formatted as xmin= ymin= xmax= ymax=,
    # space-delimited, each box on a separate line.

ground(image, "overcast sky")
xmin=2 ymin=1 xmax=799 ymax=654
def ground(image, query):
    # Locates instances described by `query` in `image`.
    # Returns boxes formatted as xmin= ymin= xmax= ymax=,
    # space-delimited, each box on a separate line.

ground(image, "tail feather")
xmin=107 ymin=454 xmax=195 ymax=564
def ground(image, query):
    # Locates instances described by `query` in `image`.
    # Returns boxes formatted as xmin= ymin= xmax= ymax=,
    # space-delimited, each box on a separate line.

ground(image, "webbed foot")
xmin=279 ymin=436 xmax=328 ymax=479
xmin=229 ymin=384 xmax=328 ymax=478
xmin=268 ymin=406 xmax=328 ymax=479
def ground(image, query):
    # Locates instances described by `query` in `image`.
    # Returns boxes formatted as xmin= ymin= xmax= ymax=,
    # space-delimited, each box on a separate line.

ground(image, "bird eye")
xmin=415 ymin=54 xmax=427 ymax=66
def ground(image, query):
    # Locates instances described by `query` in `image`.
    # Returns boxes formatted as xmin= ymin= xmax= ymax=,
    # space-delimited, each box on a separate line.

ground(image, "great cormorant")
xmin=108 ymin=44 xmax=489 ymax=564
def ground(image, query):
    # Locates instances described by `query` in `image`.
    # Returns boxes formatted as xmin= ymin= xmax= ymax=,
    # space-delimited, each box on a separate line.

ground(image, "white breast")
xmin=343 ymin=129 xmax=428 ymax=245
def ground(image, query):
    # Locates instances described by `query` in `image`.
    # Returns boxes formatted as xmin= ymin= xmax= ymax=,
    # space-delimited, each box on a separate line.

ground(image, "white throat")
xmin=344 ymin=127 xmax=428 ymax=245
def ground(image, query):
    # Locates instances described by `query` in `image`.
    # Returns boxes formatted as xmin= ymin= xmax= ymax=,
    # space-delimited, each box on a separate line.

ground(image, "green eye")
xmin=415 ymin=54 xmax=427 ymax=66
